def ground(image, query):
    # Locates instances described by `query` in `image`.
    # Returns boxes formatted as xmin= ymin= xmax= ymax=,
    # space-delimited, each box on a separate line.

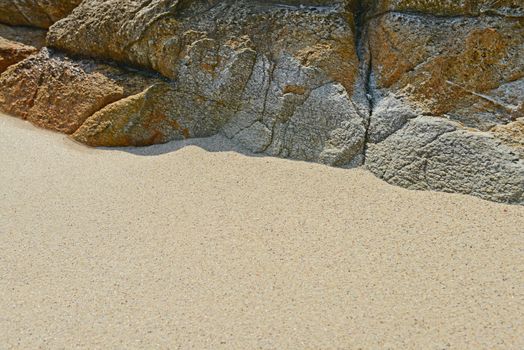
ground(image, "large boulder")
xmin=367 ymin=13 xmax=523 ymax=130
xmin=366 ymin=116 xmax=524 ymax=204
xmin=46 ymin=0 xmax=369 ymax=165
xmin=0 ymin=0 xmax=82 ymax=28
xmin=364 ymin=2 xmax=524 ymax=204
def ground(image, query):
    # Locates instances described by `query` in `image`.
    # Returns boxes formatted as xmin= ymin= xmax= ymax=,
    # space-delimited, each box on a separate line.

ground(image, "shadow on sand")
xmin=97 ymin=134 xmax=262 ymax=158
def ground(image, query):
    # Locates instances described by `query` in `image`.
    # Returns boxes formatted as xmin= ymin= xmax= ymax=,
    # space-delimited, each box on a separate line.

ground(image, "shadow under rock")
xmin=100 ymin=134 xmax=361 ymax=170
xmin=98 ymin=134 xmax=261 ymax=158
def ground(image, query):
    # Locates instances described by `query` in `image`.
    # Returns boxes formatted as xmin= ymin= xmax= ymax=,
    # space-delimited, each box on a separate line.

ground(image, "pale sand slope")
xmin=0 ymin=114 xmax=523 ymax=349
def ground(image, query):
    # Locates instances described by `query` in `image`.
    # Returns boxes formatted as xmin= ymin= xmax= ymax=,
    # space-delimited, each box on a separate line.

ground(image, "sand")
xmin=1 ymin=114 xmax=523 ymax=349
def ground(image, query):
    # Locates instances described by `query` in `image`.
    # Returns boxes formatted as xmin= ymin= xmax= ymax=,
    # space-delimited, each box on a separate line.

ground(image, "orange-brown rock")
xmin=0 ymin=37 xmax=37 ymax=73
xmin=492 ymin=119 xmax=524 ymax=158
xmin=73 ymin=83 xmax=236 ymax=147
xmin=0 ymin=49 xmax=160 ymax=134
xmin=364 ymin=8 xmax=524 ymax=204
xmin=368 ymin=13 xmax=523 ymax=130
xmin=0 ymin=0 xmax=82 ymax=28
xmin=46 ymin=0 xmax=368 ymax=166
xmin=0 ymin=24 xmax=46 ymax=73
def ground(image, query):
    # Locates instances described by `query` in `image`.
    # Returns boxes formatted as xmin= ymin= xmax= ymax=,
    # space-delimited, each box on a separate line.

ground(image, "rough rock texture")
xmin=0 ymin=23 xmax=46 ymax=48
xmin=47 ymin=0 xmax=370 ymax=165
xmin=72 ymin=82 xmax=235 ymax=147
xmin=0 ymin=24 xmax=45 ymax=73
xmin=0 ymin=49 xmax=162 ymax=133
xmin=363 ymin=1 xmax=524 ymax=204
xmin=367 ymin=116 xmax=524 ymax=204
xmin=0 ymin=37 xmax=37 ymax=73
xmin=492 ymin=118 xmax=524 ymax=159
xmin=72 ymin=84 xmax=189 ymax=147
xmin=367 ymin=13 xmax=523 ymax=130
xmin=0 ymin=0 xmax=82 ymax=28
xmin=368 ymin=0 xmax=524 ymax=17
xmin=0 ymin=0 xmax=523 ymax=203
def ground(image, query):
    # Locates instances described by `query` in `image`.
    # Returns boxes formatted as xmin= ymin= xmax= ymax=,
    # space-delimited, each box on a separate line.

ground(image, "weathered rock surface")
xmin=363 ymin=2 xmax=524 ymax=204
xmin=0 ymin=0 xmax=523 ymax=204
xmin=0 ymin=49 xmax=162 ymax=133
xmin=73 ymin=82 xmax=236 ymax=147
xmin=47 ymin=0 xmax=370 ymax=165
xmin=492 ymin=118 xmax=524 ymax=159
xmin=0 ymin=23 xmax=46 ymax=48
xmin=0 ymin=37 xmax=36 ymax=73
xmin=0 ymin=0 xmax=82 ymax=28
xmin=368 ymin=0 xmax=524 ymax=17
xmin=0 ymin=24 xmax=45 ymax=73
xmin=367 ymin=13 xmax=523 ymax=130
xmin=366 ymin=116 xmax=524 ymax=204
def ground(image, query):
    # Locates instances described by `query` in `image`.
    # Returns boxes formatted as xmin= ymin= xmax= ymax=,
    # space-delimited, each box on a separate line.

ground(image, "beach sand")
xmin=1 ymin=114 xmax=523 ymax=349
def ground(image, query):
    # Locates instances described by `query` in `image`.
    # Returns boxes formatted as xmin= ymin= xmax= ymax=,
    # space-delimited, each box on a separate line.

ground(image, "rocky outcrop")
xmin=0 ymin=0 xmax=523 ymax=204
xmin=367 ymin=13 xmax=523 ymax=130
xmin=0 ymin=0 xmax=82 ymax=28
xmin=364 ymin=1 xmax=524 ymax=204
xmin=29 ymin=0 xmax=370 ymax=165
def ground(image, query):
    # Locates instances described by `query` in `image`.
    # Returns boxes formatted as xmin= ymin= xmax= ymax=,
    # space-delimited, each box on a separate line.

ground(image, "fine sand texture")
xmin=1 ymin=114 xmax=523 ymax=349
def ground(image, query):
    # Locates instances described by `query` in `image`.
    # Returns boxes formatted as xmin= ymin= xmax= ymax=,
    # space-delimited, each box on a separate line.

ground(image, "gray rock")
xmin=366 ymin=116 xmax=524 ymax=204
xmin=368 ymin=94 xmax=419 ymax=144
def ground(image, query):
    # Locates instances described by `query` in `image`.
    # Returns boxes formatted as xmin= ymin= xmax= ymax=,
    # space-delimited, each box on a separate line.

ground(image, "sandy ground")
xmin=0 ymin=114 xmax=523 ymax=349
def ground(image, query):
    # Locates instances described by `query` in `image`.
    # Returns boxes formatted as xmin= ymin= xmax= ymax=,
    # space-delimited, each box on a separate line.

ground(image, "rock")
xmin=0 ymin=37 xmax=37 ymax=73
xmin=366 ymin=116 xmax=524 ymax=204
xmin=492 ymin=119 xmax=524 ymax=159
xmin=0 ymin=24 xmax=46 ymax=48
xmin=73 ymin=83 xmax=236 ymax=147
xmin=367 ymin=12 xmax=524 ymax=130
xmin=233 ymin=121 xmax=273 ymax=153
xmin=367 ymin=0 xmax=524 ymax=17
xmin=73 ymin=84 xmax=185 ymax=147
xmin=47 ymin=0 xmax=369 ymax=165
xmin=0 ymin=0 xmax=82 ymax=28
xmin=367 ymin=94 xmax=419 ymax=143
xmin=0 ymin=49 xmax=161 ymax=134
xmin=0 ymin=24 xmax=46 ymax=73
xmin=364 ymin=5 xmax=524 ymax=203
